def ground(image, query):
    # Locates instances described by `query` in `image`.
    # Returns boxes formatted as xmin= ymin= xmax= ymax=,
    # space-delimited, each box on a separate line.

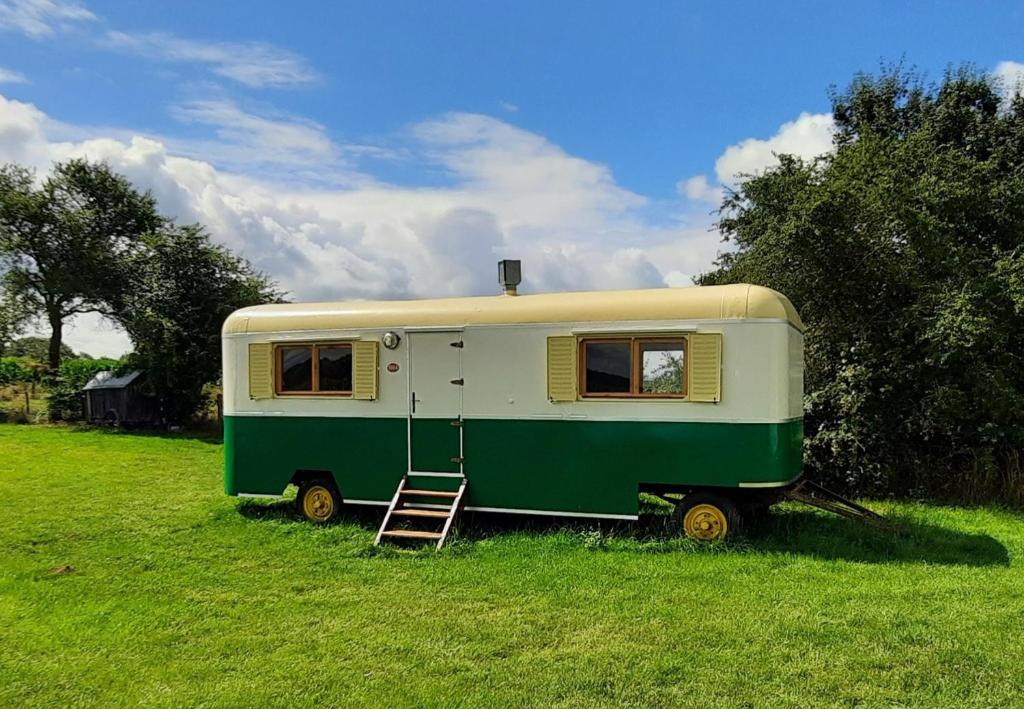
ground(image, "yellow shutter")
xmin=688 ymin=333 xmax=722 ymax=403
xmin=547 ymin=336 xmax=577 ymax=402
xmin=248 ymin=343 xmax=273 ymax=400
xmin=353 ymin=340 xmax=379 ymax=400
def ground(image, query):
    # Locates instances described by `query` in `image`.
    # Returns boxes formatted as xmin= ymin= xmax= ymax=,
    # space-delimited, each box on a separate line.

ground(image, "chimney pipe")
xmin=498 ymin=259 xmax=522 ymax=296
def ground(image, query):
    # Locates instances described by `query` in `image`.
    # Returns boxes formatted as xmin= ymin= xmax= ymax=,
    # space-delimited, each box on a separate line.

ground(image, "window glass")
xmin=318 ymin=345 xmax=352 ymax=392
xmin=640 ymin=341 xmax=685 ymax=394
xmin=280 ymin=346 xmax=313 ymax=391
xmin=584 ymin=341 xmax=632 ymax=393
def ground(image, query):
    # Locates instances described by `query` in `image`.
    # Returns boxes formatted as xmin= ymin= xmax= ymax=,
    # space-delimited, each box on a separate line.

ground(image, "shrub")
xmin=0 ymin=356 xmax=33 ymax=387
xmin=48 ymin=358 xmax=121 ymax=422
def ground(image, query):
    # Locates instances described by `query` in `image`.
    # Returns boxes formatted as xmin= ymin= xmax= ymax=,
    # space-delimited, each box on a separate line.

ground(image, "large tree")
xmin=110 ymin=224 xmax=283 ymax=423
xmin=700 ymin=66 xmax=1024 ymax=505
xmin=0 ymin=160 xmax=163 ymax=369
xmin=0 ymin=286 xmax=31 ymax=355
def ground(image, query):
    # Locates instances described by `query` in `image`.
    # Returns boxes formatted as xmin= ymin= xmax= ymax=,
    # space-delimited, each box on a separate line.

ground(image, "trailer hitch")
xmin=784 ymin=479 xmax=891 ymax=529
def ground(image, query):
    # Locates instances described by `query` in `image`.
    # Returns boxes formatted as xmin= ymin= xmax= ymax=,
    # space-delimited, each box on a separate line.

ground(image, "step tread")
xmin=381 ymin=529 xmax=443 ymax=540
xmin=407 ymin=471 xmax=464 ymax=478
xmin=401 ymin=489 xmax=459 ymax=498
xmin=392 ymin=509 xmax=450 ymax=519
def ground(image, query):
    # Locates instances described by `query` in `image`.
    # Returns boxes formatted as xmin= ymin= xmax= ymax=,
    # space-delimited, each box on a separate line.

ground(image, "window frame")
xmin=578 ymin=335 xmax=688 ymax=399
xmin=274 ymin=341 xmax=354 ymax=397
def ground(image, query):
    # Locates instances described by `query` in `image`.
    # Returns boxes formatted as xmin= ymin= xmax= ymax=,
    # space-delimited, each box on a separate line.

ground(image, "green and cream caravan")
xmin=222 ymin=278 xmax=804 ymax=545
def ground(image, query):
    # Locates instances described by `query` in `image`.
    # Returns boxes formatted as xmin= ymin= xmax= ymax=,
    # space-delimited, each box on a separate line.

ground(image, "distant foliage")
xmin=701 ymin=65 xmax=1024 ymax=505
xmin=47 ymin=357 xmax=120 ymax=422
xmin=5 ymin=336 xmax=76 ymax=362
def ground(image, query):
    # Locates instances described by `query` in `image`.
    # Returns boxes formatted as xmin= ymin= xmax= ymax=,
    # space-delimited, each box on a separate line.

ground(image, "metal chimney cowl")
xmin=498 ymin=259 xmax=521 ymax=296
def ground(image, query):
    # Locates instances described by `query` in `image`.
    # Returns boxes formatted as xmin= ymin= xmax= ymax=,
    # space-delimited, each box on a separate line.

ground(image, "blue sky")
xmin=1 ymin=0 xmax=1023 ymax=355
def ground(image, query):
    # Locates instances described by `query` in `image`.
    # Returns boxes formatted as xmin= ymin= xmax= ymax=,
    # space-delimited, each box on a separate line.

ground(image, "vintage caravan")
xmin=221 ymin=266 xmax=804 ymax=545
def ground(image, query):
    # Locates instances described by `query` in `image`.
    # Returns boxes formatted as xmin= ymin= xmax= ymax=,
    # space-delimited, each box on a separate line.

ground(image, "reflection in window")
xmin=583 ymin=341 xmax=632 ymax=393
xmin=640 ymin=341 xmax=684 ymax=394
xmin=578 ymin=336 xmax=688 ymax=398
xmin=275 ymin=342 xmax=354 ymax=395
xmin=319 ymin=345 xmax=353 ymax=392
xmin=280 ymin=346 xmax=313 ymax=392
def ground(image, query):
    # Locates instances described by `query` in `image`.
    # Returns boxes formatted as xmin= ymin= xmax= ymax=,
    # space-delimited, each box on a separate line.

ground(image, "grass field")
xmin=1 ymin=424 xmax=1022 ymax=707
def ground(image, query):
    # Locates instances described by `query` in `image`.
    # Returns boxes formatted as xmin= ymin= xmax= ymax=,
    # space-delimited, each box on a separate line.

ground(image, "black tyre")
xmin=296 ymin=477 xmax=341 ymax=523
xmin=674 ymin=491 xmax=742 ymax=541
xmin=742 ymin=503 xmax=772 ymax=525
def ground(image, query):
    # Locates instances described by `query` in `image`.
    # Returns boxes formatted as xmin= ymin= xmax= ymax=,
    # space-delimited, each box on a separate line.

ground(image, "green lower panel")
xmin=224 ymin=415 xmax=803 ymax=517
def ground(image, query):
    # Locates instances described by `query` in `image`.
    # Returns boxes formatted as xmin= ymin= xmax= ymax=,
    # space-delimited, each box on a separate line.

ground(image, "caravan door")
xmin=407 ymin=331 xmax=463 ymax=474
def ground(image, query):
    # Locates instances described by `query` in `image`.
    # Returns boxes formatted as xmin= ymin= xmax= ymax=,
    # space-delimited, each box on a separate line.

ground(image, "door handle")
xmin=411 ymin=391 xmax=420 ymax=414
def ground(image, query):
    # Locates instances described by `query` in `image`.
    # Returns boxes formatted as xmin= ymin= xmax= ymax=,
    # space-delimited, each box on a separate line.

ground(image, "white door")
xmin=407 ymin=331 xmax=463 ymax=473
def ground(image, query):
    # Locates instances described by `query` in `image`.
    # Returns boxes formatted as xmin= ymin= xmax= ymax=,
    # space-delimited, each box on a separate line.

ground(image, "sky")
xmin=1 ymin=0 xmax=1023 ymax=357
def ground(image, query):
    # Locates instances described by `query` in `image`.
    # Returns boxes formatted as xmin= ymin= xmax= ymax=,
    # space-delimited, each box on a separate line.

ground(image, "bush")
xmin=701 ymin=66 xmax=1024 ymax=506
xmin=0 ymin=356 xmax=34 ymax=387
xmin=48 ymin=358 xmax=121 ymax=422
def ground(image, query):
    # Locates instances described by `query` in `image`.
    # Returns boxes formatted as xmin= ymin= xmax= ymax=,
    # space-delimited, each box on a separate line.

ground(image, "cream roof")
xmin=222 ymin=284 xmax=803 ymax=335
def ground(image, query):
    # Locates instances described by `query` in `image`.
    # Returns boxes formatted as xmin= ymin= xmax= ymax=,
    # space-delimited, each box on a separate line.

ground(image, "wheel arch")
xmin=290 ymin=469 xmax=340 ymax=493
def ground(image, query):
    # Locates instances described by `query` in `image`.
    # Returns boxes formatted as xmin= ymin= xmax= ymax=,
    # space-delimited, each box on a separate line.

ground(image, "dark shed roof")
xmin=83 ymin=370 xmax=144 ymax=391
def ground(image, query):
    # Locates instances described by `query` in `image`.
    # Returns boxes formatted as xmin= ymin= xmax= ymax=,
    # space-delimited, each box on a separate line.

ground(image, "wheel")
xmin=296 ymin=478 xmax=341 ymax=523
xmin=675 ymin=492 xmax=742 ymax=541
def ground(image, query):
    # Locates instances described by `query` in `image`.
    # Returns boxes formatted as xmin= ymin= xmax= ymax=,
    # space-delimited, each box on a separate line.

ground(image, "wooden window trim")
xmin=578 ymin=336 xmax=688 ymax=399
xmin=274 ymin=342 xmax=354 ymax=396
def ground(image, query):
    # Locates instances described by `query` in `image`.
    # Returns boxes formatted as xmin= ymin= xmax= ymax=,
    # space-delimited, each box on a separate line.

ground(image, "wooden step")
xmin=392 ymin=508 xmax=450 ymax=519
xmin=381 ymin=529 xmax=443 ymax=540
xmin=401 ymin=489 xmax=459 ymax=498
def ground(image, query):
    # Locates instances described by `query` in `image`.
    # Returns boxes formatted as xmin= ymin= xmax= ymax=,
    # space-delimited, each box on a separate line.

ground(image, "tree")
xmin=0 ymin=160 xmax=163 ymax=369
xmin=700 ymin=65 xmax=1024 ymax=505
xmin=110 ymin=224 xmax=283 ymax=424
xmin=0 ymin=287 xmax=31 ymax=355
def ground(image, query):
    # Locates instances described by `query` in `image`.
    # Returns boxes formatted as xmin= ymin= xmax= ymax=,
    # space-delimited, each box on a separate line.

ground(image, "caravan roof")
xmin=222 ymin=283 xmax=803 ymax=335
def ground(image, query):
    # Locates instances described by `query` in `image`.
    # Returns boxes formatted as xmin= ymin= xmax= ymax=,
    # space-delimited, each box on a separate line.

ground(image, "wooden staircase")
xmin=375 ymin=474 xmax=467 ymax=550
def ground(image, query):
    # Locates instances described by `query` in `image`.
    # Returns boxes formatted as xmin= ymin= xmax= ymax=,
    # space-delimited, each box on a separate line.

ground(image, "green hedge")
xmin=47 ymin=358 xmax=121 ymax=422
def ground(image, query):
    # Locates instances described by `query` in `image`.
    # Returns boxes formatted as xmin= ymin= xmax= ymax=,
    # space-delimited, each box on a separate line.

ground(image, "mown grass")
xmin=1 ymin=424 xmax=1022 ymax=707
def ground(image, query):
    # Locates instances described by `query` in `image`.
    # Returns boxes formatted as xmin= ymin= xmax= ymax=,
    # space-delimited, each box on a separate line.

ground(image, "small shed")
xmin=83 ymin=370 xmax=159 ymax=426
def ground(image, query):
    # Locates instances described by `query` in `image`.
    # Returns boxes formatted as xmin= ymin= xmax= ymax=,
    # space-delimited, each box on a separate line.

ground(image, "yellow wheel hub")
xmin=302 ymin=486 xmax=335 ymax=522
xmin=683 ymin=503 xmax=728 ymax=540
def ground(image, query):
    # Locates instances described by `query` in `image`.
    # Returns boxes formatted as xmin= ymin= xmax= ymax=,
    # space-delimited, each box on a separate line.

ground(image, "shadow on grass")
xmin=63 ymin=422 xmax=223 ymax=445
xmin=746 ymin=507 xmax=1010 ymax=567
xmin=237 ymin=496 xmax=1009 ymax=567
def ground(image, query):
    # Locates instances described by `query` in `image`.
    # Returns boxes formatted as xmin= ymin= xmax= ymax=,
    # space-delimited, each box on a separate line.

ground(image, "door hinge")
xmin=450 ymin=340 xmax=464 ymax=348
xmin=450 ymin=419 xmax=463 ymax=427
xmin=450 ymin=378 xmax=464 ymax=386
xmin=450 ymin=456 xmax=465 ymax=464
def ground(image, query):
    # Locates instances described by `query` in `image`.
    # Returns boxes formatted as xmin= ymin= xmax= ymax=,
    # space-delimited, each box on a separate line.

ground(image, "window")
xmin=580 ymin=337 xmax=686 ymax=398
xmin=275 ymin=343 xmax=353 ymax=395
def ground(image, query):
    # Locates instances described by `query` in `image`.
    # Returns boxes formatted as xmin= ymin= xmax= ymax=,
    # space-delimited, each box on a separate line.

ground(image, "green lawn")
xmin=1 ymin=424 xmax=1022 ymax=707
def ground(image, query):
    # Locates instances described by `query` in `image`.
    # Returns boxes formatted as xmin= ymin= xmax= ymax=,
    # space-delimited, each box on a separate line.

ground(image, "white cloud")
xmin=995 ymin=60 xmax=1024 ymax=98
xmin=0 ymin=93 xmax=50 ymax=167
xmin=714 ymin=112 xmax=835 ymax=183
xmin=0 ymin=0 xmax=94 ymax=39
xmin=679 ymin=111 xmax=835 ymax=208
xmin=0 ymin=93 xmax=722 ymax=356
xmin=678 ymin=174 xmax=722 ymax=204
xmin=102 ymin=30 xmax=318 ymax=88
xmin=167 ymin=99 xmax=347 ymax=180
xmin=0 ymin=67 xmax=28 ymax=83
